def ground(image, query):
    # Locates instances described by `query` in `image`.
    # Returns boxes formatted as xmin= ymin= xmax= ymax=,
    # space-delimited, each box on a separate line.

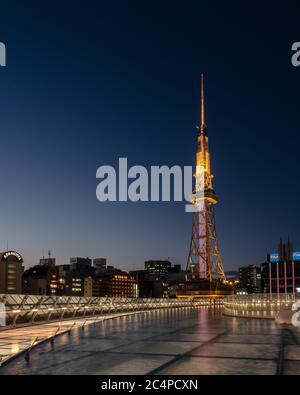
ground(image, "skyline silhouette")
xmin=0 ymin=2 xmax=299 ymax=271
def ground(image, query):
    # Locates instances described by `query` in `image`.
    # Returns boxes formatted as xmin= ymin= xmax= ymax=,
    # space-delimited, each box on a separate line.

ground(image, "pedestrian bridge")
xmin=223 ymin=293 xmax=298 ymax=319
xmin=0 ymin=294 xmax=222 ymax=328
xmin=0 ymin=293 xmax=221 ymax=366
xmin=2 ymin=293 xmax=298 ymax=329
xmin=1 ymin=294 xmax=300 ymax=374
xmin=2 ymin=305 xmax=300 ymax=375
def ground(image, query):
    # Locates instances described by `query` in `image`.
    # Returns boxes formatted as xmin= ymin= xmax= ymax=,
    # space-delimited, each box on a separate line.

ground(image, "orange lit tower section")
xmin=187 ymin=75 xmax=225 ymax=283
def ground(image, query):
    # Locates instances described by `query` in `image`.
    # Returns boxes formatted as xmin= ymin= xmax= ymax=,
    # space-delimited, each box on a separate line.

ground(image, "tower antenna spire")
xmin=186 ymin=76 xmax=226 ymax=285
xmin=201 ymin=73 xmax=205 ymax=131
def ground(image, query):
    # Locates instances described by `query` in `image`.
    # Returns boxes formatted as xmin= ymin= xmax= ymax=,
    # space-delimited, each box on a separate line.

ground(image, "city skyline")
xmin=0 ymin=2 xmax=299 ymax=272
xmin=1 ymin=1 xmax=300 ymax=378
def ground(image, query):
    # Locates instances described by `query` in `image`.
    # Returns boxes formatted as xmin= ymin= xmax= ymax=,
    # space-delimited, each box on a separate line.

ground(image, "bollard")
xmin=81 ymin=319 xmax=87 ymax=331
xmin=25 ymin=336 xmax=39 ymax=362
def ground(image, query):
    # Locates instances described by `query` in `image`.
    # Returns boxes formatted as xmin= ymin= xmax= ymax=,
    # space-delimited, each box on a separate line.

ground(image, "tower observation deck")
xmin=177 ymin=75 xmax=234 ymax=298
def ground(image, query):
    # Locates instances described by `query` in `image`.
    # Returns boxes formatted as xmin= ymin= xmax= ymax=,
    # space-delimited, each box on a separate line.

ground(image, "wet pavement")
xmin=0 ymin=312 xmax=143 ymax=365
xmin=1 ymin=307 xmax=300 ymax=375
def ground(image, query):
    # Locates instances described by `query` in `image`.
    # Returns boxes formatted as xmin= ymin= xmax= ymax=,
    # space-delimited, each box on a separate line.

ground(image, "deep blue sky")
xmin=0 ymin=1 xmax=299 ymax=270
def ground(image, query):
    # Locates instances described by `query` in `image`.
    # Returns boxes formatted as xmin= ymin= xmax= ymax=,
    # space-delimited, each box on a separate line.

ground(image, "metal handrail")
xmin=0 ymin=293 xmax=219 ymax=327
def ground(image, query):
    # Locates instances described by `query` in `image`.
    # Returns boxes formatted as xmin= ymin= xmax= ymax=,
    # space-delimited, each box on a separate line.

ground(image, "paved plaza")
xmin=1 ymin=307 xmax=300 ymax=375
xmin=0 ymin=312 xmax=144 ymax=366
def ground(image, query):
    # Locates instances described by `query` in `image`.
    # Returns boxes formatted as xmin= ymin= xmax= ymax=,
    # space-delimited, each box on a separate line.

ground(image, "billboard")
xmin=1 ymin=250 xmax=23 ymax=263
xmin=270 ymin=251 xmax=300 ymax=262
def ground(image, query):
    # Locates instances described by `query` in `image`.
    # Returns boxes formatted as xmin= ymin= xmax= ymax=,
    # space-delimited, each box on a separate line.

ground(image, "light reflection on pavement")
xmin=1 ymin=307 xmax=300 ymax=375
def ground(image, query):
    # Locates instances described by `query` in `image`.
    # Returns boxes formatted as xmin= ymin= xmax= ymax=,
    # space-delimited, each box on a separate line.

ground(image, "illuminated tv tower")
xmin=186 ymin=75 xmax=225 ymax=282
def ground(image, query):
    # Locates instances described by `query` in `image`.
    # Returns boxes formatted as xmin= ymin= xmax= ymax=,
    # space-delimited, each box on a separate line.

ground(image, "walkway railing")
xmin=0 ymin=294 xmax=220 ymax=328
xmin=223 ymin=293 xmax=298 ymax=318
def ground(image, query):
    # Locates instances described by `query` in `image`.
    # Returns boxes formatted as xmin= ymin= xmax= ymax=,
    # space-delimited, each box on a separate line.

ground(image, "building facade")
xmin=261 ymin=242 xmax=300 ymax=295
xmin=144 ymin=260 xmax=171 ymax=280
xmin=84 ymin=270 xmax=137 ymax=298
xmin=70 ymin=257 xmax=92 ymax=271
xmin=23 ymin=263 xmax=58 ymax=295
xmin=0 ymin=251 xmax=24 ymax=294
xmin=39 ymin=258 xmax=56 ymax=266
xmin=64 ymin=275 xmax=84 ymax=296
xmin=93 ymin=258 xmax=107 ymax=273
xmin=238 ymin=265 xmax=261 ymax=294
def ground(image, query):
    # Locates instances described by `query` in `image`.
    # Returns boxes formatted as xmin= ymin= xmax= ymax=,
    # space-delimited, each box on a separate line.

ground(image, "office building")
xmin=144 ymin=260 xmax=171 ymax=280
xmin=39 ymin=257 xmax=56 ymax=267
xmin=100 ymin=271 xmax=137 ymax=298
xmin=0 ymin=251 xmax=24 ymax=294
xmin=65 ymin=275 xmax=84 ymax=296
xmin=70 ymin=257 xmax=92 ymax=272
xmin=84 ymin=276 xmax=104 ymax=297
xmin=23 ymin=262 xmax=58 ymax=295
xmin=93 ymin=258 xmax=107 ymax=273
xmin=261 ymin=240 xmax=300 ymax=294
xmin=238 ymin=265 xmax=261 ymax=294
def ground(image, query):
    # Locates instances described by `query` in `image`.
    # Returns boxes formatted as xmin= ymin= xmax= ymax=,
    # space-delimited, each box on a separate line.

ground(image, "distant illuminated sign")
xmin=270 ymin=253 xmax=279 ymax=262
xmin=1 ymin=251 xmax=23 ymax=263
xmin=294 ymin=251 xmax=300 ymax=261
xmin=270 ymin=251 xmax=300 ymax=263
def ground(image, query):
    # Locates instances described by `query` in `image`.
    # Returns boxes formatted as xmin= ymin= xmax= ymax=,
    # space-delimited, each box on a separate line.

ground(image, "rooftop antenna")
xmin=201 ymin=74 xmax=205 ymax=126
xmin=200 ymin=73 xmax=207 ymax=134
xmin=48 ymin=249 xmax=51 ymax=258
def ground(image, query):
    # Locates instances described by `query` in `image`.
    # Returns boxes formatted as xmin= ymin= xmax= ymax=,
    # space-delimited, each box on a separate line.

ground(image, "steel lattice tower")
xmin=186 ymin=75 xmax=225 ymax=282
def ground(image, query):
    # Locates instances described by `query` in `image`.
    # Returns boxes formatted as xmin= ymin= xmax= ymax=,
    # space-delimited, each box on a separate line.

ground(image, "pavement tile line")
xmin=144 ymin=316 xmax=285 ymax=375
xmin=145 ymin=329 xmax=231 ymax=375
xmin=276 ymin=328 xmax=300 ymax=375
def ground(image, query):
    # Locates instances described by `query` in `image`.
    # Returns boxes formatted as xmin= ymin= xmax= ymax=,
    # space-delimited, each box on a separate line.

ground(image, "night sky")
xmin=0 ymin=1 xmax=299 ymax=271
